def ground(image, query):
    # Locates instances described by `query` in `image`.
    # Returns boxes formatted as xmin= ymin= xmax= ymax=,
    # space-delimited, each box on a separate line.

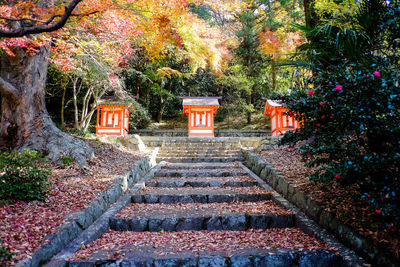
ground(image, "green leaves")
xmin=0 ymin=150 xmax=51 ymax=201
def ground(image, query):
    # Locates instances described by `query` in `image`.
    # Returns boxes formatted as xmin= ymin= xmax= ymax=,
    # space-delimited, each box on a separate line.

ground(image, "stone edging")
xmin=16 ymin=148 xmax=159 ymax=267
xmin=242 ymin=149 xmax=398 ymax=267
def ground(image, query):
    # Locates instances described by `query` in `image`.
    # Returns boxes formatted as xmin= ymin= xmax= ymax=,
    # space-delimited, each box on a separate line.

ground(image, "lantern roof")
xmin=180 ymin=96 xmax=222 ymax=106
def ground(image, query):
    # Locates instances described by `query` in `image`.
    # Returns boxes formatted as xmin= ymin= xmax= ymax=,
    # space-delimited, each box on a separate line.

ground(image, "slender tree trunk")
xmin=72 ymin=77 xmax=80 ymax=129
xmin=61 ymin=84 xmax=67 ymax=128
xmin=157 ymin=96 xmax=165 ymax=123
xmin=0 ymin=46 xmax=93 ymax=166
xmin=271 ymin=59 xmax=277 ymax=92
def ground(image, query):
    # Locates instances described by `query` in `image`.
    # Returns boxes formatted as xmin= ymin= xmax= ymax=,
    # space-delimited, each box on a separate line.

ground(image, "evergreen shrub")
xmin=0 ymin=150 xmax=51 ymax=201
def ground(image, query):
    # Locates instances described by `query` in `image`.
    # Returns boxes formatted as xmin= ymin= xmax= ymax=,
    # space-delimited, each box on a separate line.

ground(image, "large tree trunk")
xmin=0 ymin=46 xmax=93 ymax=166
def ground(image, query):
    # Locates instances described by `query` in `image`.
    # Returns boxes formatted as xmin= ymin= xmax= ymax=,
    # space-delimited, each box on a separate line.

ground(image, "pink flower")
xmin=320 ymin=102 xmax=326 ymax=106
xmin=308 ymin=90 xmax=314 ymax=96
xmin=373 ymin=71 xmax=381 ymax=77
xmin=316 ymin=123 xmax=321 ymax=127
xmin=307 ymin=153 xmax=312 ymax=158
xmin=376 ymin=209 xmax=382 ymax=214
xmin=335 ymin=174 xmax=341 ymax=179
xmin=335 ymin=85 xmax=342 ymax=90
xmin=321 ymin=115 xmax=326 ymax=119
xmin=289 ymin=145 xmax=294 ymax=149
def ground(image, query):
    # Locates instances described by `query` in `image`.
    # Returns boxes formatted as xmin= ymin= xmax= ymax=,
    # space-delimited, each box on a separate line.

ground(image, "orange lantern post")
xmin=263 ymin=98 xmax=300 ymax=136
xmin=180 ymin=96 xmax=221 ymax=137
xmin=95 ymin=98 xmax=134 ymax=136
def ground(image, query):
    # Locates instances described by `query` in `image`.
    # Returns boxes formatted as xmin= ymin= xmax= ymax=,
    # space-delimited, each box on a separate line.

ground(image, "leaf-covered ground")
xmin=116 ymin=201 xmax=294 ymax=219
xmin=0 ymin=138 xmax=146 ymax=265
xmin=72 ymin=228 xmax=331 ymax=260
xmin=258 ymin=145 xmax=400 ymax=259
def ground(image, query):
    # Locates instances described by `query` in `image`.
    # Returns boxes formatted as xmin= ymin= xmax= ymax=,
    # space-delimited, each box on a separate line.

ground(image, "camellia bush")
xmin=278 ymin=0 xmax=400 ymax=229
xmin=279 ymin=64 xmax=399 ymax=228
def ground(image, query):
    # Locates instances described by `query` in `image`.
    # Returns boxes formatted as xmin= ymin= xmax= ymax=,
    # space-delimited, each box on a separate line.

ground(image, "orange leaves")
xmin=258 ymin=28 xmax=305 ymax=57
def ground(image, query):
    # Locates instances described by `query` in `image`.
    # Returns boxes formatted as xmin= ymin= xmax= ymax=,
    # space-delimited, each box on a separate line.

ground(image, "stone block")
xmin=250 ymin=214 xmax=272 ymax=229
xmin=129 ymin=218 xmax=148 ymax=231
xmin=208 ymin=194 xmax=234 ymax=203
xmin=230 ymin=256 xmax=253 ymax=267
xmin=206 ymin=216 xmax=223 ymax=230
xmin=121 ymin=259 xmax=153 ymax=267
xmin=110 ymin=218 xmax=129 ymax=231
xmin=198 ymin=256 xmax=227 ymax=267
xmin=293 ymin=190 xmax=306 ymax=208
xmin=306 ymin=199 xmax=322 ymax=220
xmin=144 ymin=194 xmax=159 ymax=203
xmin=176 ymin=217 xmax=204 ymax=231
xmin=148 ymin=218 xmax=163 ymax=231
xmin=160 ymin=217 xmax=179 ymax=231
xmin=254 ymin=251 xmax=295 ymax=267
xmin=298 ymin=250 xmax=339 ymax=267
xmin=221 ymin=215 xmax=247 ymax=230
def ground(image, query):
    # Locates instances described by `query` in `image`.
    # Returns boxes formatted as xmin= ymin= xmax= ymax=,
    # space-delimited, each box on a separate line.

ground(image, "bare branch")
xmin=0 ymin=76 xmax=20 ymax=97
xmin=0 ymin=0 xmax=83 ymax=37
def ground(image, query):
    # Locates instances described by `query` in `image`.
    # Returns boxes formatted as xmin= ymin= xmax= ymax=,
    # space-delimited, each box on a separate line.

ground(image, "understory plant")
xmin=0 ymin=150 xmax=51 ymax=201
xmin=278 ymin=0 xmax=400 ymax=229
xmin=0 ymin=239 xmax=12 ymax=266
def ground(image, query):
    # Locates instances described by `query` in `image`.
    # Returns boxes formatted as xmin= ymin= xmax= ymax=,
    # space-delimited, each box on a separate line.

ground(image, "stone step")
xmin=153 ymin=170 xmax=248 ymax=177
xmin=161 ymin=162 xmax=241 ymax=169
xmin=158 ymin=151 xmax=242 ymax=155
xmin=110 ymin=201 xmax=295 ymax=231
xmin=157 ymin=153 xmax=242 ymax=158
xmin=69 ymin=229 xmax=339 ymax=267
xmin=159 ymin=148 xmax=241 ymax=152
xmin=131 ymin=186 xmax=272 ymax=204
xmin=158 ymin=152 xmax=241 ymax=157
xmin=161 ymin=143 xmax=241 ymax=148
xmin=156 ymin=157 xmax=244 ymax=163
xmin=146 ymin=178 xmax=258 ymax=188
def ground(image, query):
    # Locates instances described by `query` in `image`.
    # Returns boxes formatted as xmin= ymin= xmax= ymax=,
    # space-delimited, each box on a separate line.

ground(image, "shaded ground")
xmin=0 ymin=137 xmax=146 ymax=265
xmin=257 ymin=145 xmax=400 ymax=260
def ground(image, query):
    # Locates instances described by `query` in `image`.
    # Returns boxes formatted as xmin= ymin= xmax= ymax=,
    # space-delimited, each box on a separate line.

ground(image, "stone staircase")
xmin=156 ymin=138 xmax=244 ymax=163
xmin=66 ymin=160 xmax=351 ymax=266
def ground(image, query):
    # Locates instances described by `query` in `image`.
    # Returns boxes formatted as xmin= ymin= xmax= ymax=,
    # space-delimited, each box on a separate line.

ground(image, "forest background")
xmin=39 ymin=0 xmax=309 ymax=132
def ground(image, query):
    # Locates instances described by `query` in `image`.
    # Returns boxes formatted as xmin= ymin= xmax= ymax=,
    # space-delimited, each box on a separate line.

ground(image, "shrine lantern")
xmin=263 ymin=98 xmax=300 ymax=136
xmin=180 ymin=96 xmax=221 ymax=137
xmin=95 ymin=98 xmax=134 ymax=136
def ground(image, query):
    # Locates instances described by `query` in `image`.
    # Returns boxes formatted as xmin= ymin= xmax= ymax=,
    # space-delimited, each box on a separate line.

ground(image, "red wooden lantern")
xmin=263 ymin=98 xmax=300 ymax=136
xmin=96 ymin=103 xmax=134 ymax=136
xmin=180 ymin=96 xmax=221 ymax=137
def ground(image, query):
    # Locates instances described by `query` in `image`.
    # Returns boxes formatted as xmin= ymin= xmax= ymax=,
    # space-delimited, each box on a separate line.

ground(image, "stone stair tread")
xmin=117 ymin=201 xmax=294 ymax=219
xmin=146 ymin=179 xmax=257 ymax=188
xmin=156 ymin=157 xmax=244 ymax=163
xmin=136 ymin=186 xmax=269 ymax=195
xmin=71 ymin=229 xmax=338 ymax=266
xmin=162 ymin=162 xmax=241 ymax=169
xmin=151 ymin=176 xmax=254 ymax=182
xmin=154 ymin=171 xmax=248 ymax=177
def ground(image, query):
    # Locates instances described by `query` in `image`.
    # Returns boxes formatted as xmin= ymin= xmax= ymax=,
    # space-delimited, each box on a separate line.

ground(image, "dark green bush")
xmin=130 ymin=99 xmax=151 ymax=130
xmin=0 ymin=239 xmax=13 ymax=266
xmin=278 ymin=0 xmax=400 ymax=229
xmin=0 ymin=150 xmax=51 ymax=201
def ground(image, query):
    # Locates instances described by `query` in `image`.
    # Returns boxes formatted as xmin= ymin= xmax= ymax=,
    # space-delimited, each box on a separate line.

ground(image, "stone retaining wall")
xmin=17 ymin=149 xmax=158 ymax=267
xmin=242 ymin=150 xmax=398 ymax=267
xmin=135 ymin=129 xmax=269 ymax=137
